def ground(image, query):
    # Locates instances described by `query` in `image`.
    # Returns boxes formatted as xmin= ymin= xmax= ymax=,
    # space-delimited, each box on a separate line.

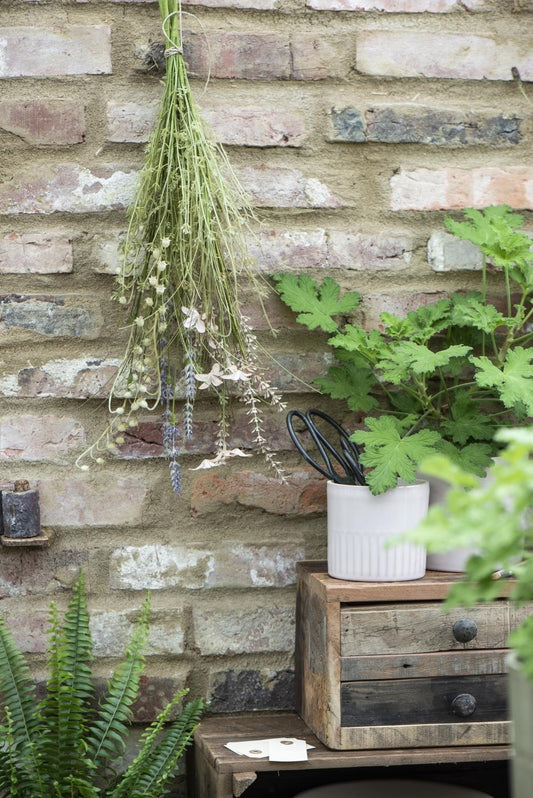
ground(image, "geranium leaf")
xmin=315 ymin=361 xmax=379 ymax=413
xmin=273 ymin=274 xmax=361 ymax=332
xmin=441 ymin=392 xmax=496 ymax=445
xmin=351 ymin=416 xmax=441 ymax=494
xmin=471 ymin=347 xmax=533 ymax=415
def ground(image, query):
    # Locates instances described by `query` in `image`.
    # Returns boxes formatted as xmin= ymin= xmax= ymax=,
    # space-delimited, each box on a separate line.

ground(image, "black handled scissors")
xmin=286 ymin=409 xmax=366 ymax=486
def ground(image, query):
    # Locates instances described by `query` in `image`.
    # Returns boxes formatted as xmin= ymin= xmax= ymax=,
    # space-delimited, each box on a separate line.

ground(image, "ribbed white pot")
xmin=327 ymin=480 xmax=429 ymax=582
xmin=425 ymin=464 xmax=497 ymax=572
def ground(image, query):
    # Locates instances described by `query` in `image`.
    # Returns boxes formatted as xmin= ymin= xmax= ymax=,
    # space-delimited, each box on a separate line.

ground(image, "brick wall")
xmin=0 ymin=0 xmax=532 ymax=746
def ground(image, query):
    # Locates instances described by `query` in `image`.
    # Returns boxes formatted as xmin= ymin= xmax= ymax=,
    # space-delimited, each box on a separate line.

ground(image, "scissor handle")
xmin=306 ymin=409 xmax=366 ymax=486
xmin=286 ymin=410 xmax=364 ymax=485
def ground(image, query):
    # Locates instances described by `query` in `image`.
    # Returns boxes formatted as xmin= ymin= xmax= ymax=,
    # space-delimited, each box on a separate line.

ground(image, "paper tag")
xmin=225 ymin=737 xmax=313 ymax=761
xmin=268 ymin=737 xmax=308 ymax=762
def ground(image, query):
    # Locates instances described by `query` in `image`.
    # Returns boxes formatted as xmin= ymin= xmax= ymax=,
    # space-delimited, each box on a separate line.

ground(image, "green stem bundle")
xmin=77 ymin=0 xmax=285 ymax=489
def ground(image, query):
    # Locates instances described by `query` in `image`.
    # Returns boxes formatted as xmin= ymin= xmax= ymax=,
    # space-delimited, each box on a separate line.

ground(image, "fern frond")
xmin=0 ymin=616 xmax=44 ymax=794
xmin=107 ymin=694 xmax=204 ymax=798
xmin=86 ymin=595 xmax=151 ymax=774
xmin=36 ymin=574 xmax=95 ymax=795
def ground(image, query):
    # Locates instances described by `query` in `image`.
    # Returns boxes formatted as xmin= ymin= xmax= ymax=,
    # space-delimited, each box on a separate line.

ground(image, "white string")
xmin=161 ymin=6 xmax=212 ymax=94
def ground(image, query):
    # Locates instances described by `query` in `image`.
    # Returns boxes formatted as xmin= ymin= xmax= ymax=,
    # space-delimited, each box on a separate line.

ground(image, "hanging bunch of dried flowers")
xmin=76 ymin=0 xmax=286 ymax=491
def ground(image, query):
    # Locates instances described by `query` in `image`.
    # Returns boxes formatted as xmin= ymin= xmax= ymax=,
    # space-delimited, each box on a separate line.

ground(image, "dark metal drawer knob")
xmin=453 ymin=618 xmax=478 ymax=643
xmin=451 ymin=693 xmax=477 ymax=717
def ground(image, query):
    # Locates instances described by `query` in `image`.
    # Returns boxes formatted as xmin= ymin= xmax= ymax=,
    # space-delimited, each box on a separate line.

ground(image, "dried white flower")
xmin=223 ymin=364 xmax=251 ymax=382
xmin=157 ymin=260 xmax=167 ymax=271
xmin=145 ymin=297 xmax=154 ymax=307
xmin=156 ymin=284 xmax=166 ymax=295
xmin=148 ymin=276 xmax=158 ymax=287
xmin=182 ymin=307 xmax=206 ymax=334
xmin=161 ymin=237 xmax=171 ymax=248
xmin=195 ymin=363 xmax=223 ymax=389
xmin=118 ymin=296 xmax=127 ymax=305
xmin=190 ymin=448 xmax=251 ymax=470
xmin=134 ymin=316 xmax=145 ymax=327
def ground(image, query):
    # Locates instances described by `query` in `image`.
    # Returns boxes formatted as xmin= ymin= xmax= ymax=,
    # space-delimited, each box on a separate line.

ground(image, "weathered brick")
xmin=362 ymin=292 xmax=446 ymax=330
xmin=0 ymin=165 xmax=137 ymax=215
xmin=329 ymin=106 xmax=521 ymax=146
xmin=0 ymin=100 xmax=85 ymax=145
xmin=131 ymin=671 xmax=191 ymax=723
xmin=307 ymin=0 xmax=485 ymax=9
xmin=427 ymin=232 xmax=483 ymax=272
xmin=390 ymin=167 xmax=533 ymax=211
xmin=91 ymin=231 xmax=124 ymax=275
xmin=0 ymin=610 xmax=50 ymax=654
xmin=107 ymin=100 xmax=307 ymax=147
xmin=0 ymin=233 xmax=73 ymax=274
xmin=90 ymin=610 xmax=185 ymax=657
xmin=38 ymin=475 xmax=151 ymax=527
xmin=356 ymin=32 xmax=533 ymax=81
xmin=241 ymin=167 xmax=340 ymax=208
xmin=109 ymin=541 xmax=303 ymax=589
xmin=184 ymin=32 xmax=291 ymax=80
xmin=249 ymin=229 xmax=328 ymax=272
xmin=0 ymin=295 xmax=103 ymax=339
xmin=191 ymin=468 xmax=327 ymax=516
xmin=0 ymin=26 xmax=111 ymax=77
xmin=208 ymin=668 xmax=295 ymax=713
xmin=290 ymin=34 xmax=353 ymax=81
xmin=193 ymin=601 xmax=295 ymax=655
xmin=0 ymin=357 xmax=120 ymax=398
xmin=327 ymin=231 xmax=415 ymax=270
xmin=110 ymin=545 xmax=215 ymax=590
xmin=0 ymin=414 xmax=85 ymax=462
xmin=0 ymin=549 xmax=89 ymax=599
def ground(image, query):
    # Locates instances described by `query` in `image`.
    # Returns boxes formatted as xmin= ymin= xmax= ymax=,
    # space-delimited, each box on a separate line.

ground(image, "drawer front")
xmin=341 ymin=602 xmax=509 ymax=656
xmin=340 ymin=649 xmax=509 ymax=681
xmin=341 ymin=675 xmax=508 ymax=727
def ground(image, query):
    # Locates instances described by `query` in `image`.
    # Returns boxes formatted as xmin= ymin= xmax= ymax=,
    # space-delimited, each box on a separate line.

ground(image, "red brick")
xmin=185 ymin=32 xmax=291 ymax=80
xmin=0 ymin=414 xmax=85 ymax=463
xmin=0 ymin=26 xmax=111 ymax=77
xmin=107 ymin=100 xmax=307 ymax=147
xmin=390 ymin=167 xmax=533 ymax=211
xmin=0 ymin=233 xmax=73 ymax=274
xmin=307 ymin=0 xmax=485 ymax=9
xmin=0 ymin=549 xmax=89 ymax=599
xmin=0 ymin=100 xmax=85 ymax=145
xmin=191 ymin=468 xmax=327 ymax=516
xmin=356 ymin=32 xmax=533 ymax=81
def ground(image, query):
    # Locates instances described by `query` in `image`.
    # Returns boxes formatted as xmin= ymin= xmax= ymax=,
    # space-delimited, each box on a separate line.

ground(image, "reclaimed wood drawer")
xmin=296 ymin=562 xmax=528 ymax=751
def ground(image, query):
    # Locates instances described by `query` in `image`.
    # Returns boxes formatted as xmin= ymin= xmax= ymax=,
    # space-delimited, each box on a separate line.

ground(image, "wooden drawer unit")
xmin=296 ymin=562 xmax=526 ymax=751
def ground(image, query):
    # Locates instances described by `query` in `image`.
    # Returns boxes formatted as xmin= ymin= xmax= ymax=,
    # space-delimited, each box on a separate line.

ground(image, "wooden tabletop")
xmin=297 ymin=561 xmax=514 ymax=603
xmin=194 ymin=713 xmax=511 ymax=775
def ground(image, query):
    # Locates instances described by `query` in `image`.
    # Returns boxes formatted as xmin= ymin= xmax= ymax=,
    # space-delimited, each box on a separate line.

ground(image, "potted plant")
xmin=0 ymin=573 xmax=204 ymax=797
xmin=274 ymin=205 xmax=533 ymax=572
xmin=404 ymin=428 xmax=533 ymax=798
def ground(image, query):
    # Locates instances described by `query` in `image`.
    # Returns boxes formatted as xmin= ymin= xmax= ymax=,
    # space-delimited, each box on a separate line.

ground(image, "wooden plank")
xmin=194 ymin=711 xmax=510 ymax=774
xmin=232 ymin=772 xmax=257 ymax=797
xmin=340 ymin=602 xmax=510 ymax=656
xmin=339 ymin=719 xmax=511 ymax=751
xmin=341 ymin=675 xmax=508 ymax=727
xmin=340 ymin=649 xmax=509 ymax=681
xmin=297 ymin=561 xmax=516 ymax=603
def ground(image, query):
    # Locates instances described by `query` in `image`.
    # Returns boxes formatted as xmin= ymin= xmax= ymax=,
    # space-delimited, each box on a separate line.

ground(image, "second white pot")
xmin=327 ymin=480 xmax=429 ymax=582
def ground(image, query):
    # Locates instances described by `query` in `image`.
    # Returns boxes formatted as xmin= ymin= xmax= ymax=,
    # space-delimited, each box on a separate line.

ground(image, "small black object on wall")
xmin=0 ymin=479 xmax=51 ymax=547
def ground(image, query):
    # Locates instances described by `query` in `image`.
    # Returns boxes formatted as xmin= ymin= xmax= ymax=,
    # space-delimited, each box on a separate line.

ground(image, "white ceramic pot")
xmin=327 ymin=480 xmax=429 ymax=582
xmin=425 ymin=464 xmax=496 ymax=572
xmin=508 ymin=652 xmax=533 ymax=798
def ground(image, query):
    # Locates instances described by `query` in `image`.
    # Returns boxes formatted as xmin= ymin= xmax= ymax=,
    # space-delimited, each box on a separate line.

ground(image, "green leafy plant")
xmin=77 ymin=0 xmax=285 ymax=490
xmin=405 ymin=427 xmax=533 ymax=681
xmin=0 ymin=573 xmax=204 ymax=797
xmin=274 ymin=205 xmax=533 ymax=494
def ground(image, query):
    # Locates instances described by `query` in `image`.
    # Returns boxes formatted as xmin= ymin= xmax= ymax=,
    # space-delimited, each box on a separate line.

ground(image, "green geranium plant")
xmin=406 ymin=427 xmax=533 ymax=681
xmin=0 ymin=573 xmax=204 ymax=797
xmin=274 ymin=205 xmax=533 ymax=494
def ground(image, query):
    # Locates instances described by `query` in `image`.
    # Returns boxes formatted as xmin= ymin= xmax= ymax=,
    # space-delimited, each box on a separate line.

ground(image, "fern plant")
xmin=274 ymin=205 xmax=533 ymax=494
xmin=0 ymin=574 xmax=204 ymax=798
